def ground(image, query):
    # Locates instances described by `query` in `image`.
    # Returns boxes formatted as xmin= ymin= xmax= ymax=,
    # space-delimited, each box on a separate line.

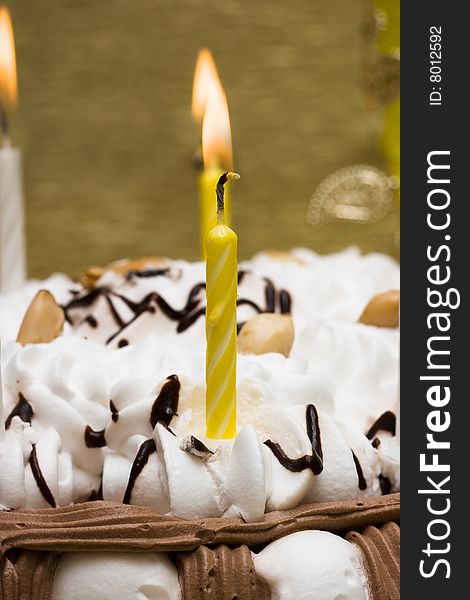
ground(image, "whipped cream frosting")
xmin=0 ymin=248 xmax=399 ymax=518
xmin=50 ymin=531 xmax=370 ymax=600
xmin=52 ymin=551 xmax=181 ymax=600
xmin=253 ymin=530 xmax=369 ymax=600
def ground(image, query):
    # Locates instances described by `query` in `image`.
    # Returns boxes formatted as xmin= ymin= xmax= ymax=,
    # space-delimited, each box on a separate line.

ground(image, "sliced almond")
xmin=17 ymin=290 xmax=65 ymax=345
xmin=238 ymin=313 xmax=295 ymax=357
xmin=80 ymin=256 xmax=168 ymax=288
xmin=80 ymin=266 xmax=105 ymax=289
xmin=358 ymin=290 xmax=400 ymax=328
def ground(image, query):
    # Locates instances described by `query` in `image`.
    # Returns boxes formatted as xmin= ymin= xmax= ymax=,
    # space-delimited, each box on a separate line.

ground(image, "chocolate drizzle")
xmin=29 ymin=445 xmax=56 ymax=508
xmin=110 ymin=400 xmax=119 ymax=423
xmin=122 ymin=438 xmax=157 ymax=504
xmin=306 ymin=404 xmax=323 ymax=463
xmin=64 ymin=271 xmax=292 ymax=342
xmin=177 ymin=308 xmax=205 ymax=334
xmin=89 ymin=282 xmax=207 ymax=344
xmin=84 ymin=426 xmax=107 ymax=448
xmin=150 ymin=375 xmax=180 ymax=429
xmin=84 ymin=315 xmax=98 ymax=328
xmin=238 ymin=270 xmax=247 ymax=284
xmin=88 ymin=482 xmax=104 ymax=501
xmin=264 ymin=404 xmax=323 ymax=475
xmin=264 ymin=279 xmax=276 ymax=312
xmin=351 ymin=451 xmax=368 ymax=490
xmin=5 ymin=393 xmax=34 ymax=429
xmin=279 ymin=289 xmax=292 ymax=314
xmin=125 ymin=268 xmax=171 ymax=280
xmin=379 ymin=474 xmax=392 ymax=495
xmin=366 ymin=411 xmax=396 ymax=440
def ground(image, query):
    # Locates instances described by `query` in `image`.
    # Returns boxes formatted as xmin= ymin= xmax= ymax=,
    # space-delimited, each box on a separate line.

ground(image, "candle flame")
xmin=202 ymin=84 xmax=233 ymax=170
xmin=0 ymin=6 xmax=17 ymax=109
xmin=192 ymin=48 xmax=221 ymax=122
xmin=193 ymin=48 xmax=233 ymax=170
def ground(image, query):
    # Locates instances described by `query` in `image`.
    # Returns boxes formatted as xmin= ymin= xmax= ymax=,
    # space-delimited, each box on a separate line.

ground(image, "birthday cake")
xmin=0 ymin=247 xmax=400 ymax=599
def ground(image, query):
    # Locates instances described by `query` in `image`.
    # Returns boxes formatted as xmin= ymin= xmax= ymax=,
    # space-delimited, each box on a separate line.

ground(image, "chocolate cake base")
xmin=0 ymin=493 xmax=400 ymax=600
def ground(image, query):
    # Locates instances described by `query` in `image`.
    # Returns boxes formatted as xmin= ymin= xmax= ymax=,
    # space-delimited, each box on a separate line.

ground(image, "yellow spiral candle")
xmin=205 ymin=172 xmax=239 ymax=439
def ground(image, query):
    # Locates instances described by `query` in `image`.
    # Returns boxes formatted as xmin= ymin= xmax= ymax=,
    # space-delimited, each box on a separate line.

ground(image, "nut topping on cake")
xmin=80 ymin=256 xmax=168 ymax=288
xmin=358 ymin=290 xmax=400 ymax=328
xmin=238 ymin=313 xmax=295 ymax=357
xmin=16 ymin=290 xmax=65 ymax=345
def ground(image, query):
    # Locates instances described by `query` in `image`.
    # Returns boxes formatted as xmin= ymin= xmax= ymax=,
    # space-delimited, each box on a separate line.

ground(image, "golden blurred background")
xmin=7 ymin=0 xmax=399 ymax=278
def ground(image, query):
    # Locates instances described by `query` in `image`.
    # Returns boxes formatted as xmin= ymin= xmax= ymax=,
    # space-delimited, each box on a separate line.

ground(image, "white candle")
xmin=0 ymin=140 xmax=26 ymax=292
xmin=0 ymin=7 xmax=26 ymax=293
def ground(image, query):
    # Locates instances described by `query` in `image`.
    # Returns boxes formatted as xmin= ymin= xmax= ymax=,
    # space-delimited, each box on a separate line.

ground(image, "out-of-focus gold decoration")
xmin=364 ymin=0 xmax=400 ymax=197
xmin=307 ymin=165 xmax=396 ymax=226
xmin=307 ymin=0 xmax=399 ymax=233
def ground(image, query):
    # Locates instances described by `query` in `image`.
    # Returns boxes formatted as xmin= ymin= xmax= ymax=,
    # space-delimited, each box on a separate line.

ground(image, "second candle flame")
xmin=0 ymin=6 xmax=17 ymax=109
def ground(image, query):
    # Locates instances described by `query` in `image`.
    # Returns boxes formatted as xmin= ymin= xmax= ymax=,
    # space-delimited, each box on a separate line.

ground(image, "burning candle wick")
xmin=216 ymin=172 xmax=240 ymax=223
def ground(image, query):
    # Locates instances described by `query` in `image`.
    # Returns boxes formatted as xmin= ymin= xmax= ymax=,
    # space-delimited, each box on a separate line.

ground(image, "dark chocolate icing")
xmin=125 ymin=268 xmax=171 ymax=280
xmin=88 ymin=485 xmax=104 ymax=502
xmin=351 ymin=451 xmax=368 ymax=490
xmin=84 ymin=426 xmax=107 ymax=448
xmin=379 ymin=474 xmax=392 ymax=495
xmin=366 ymin=411 xmax=396 ymax=440
xmin=279 ymin=289 xmax=292 ymax=314
xmin=264 ymin=404 xmax=323 ymax=475
xmin=264 ymin=279 xmax=276 ymax=313
xmin=306 ymin=404 xmax=323 ymax=463
xmin=159 ymin=421 xmax=177 ymax=436
xmin=122 ymin=438 xmax=157 ymax=504
xmin=150 ymin=375 xmax=180 ymax=429
xmin=28 ymin=445 xmax=56 ymax=508
xmin=110 ymin=400 xmax=119 ymax=423
xmin=5 ymin=393 xmax=34 ymax=430
xmin=177 ymin=308 xmax=206 ymax=334
xmin=0 ymin=493 xmax=400 ymax=554
xmin=84 ymin=315 xmax=98 ymax=328
xmin=63 ymin=271 xmax=292 ymax=344
xmin=238 ymin=270 xmax=248 ymax=284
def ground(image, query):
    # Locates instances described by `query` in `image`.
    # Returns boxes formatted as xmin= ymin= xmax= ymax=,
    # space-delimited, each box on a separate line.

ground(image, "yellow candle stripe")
xmin=207 ymin=312 xmax=236 ymax=375
xmin=205 ymin=172 xmax=239 ymax=439
xmin=207 ymin=243 xmax=232 ymax=291
xmin=206 ymin=353 xmax=237 ymax=437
